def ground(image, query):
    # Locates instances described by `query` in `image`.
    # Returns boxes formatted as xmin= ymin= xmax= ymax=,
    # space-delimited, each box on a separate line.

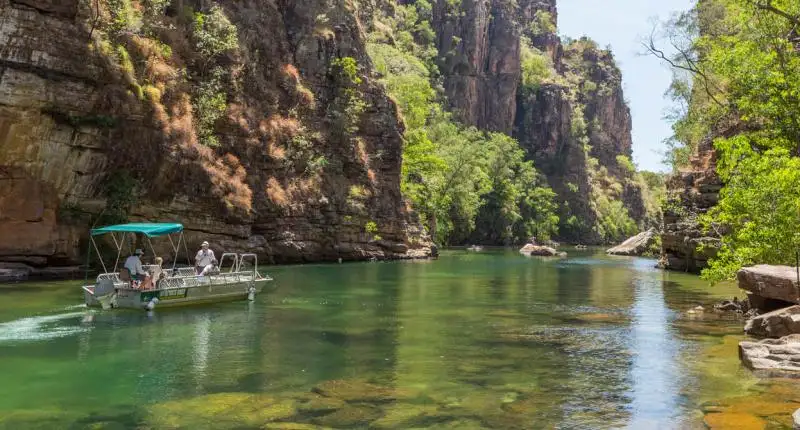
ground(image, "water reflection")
xmin=0 ymin=250 xmax=765 ymax=428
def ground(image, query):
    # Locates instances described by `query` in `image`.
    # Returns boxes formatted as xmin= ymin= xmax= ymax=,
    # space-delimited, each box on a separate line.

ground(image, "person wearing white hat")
xmin=124 ymin=249 xmax=149 ymax=283
xmin=195 ymin=241 xmax=217 ymax=275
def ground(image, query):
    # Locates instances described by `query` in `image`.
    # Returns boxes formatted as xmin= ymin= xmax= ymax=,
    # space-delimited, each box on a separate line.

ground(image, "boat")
xmin=81 ymin=223 xmax=272 ymax=310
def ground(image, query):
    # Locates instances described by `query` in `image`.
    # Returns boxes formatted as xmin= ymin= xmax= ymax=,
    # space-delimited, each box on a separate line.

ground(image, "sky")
xmin=558 ymin=0 xmax=696 ymax=173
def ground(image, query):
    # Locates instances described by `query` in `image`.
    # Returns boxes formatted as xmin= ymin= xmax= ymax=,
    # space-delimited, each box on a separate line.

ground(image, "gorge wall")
xmin=0 ymin=0 xmax=432 ymax=270
xmin=432 ymin=0 xmax=653 ymax=244
xmin=0 ymin=0 xmax=651 ymax=273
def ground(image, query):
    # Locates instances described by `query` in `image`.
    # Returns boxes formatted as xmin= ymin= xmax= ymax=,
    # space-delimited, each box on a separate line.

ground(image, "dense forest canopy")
xmin=654 ymin=0 xmax=800 ymax=281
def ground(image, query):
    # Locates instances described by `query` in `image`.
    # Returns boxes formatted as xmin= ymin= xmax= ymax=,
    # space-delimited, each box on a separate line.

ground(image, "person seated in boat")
xmin=195 ymin=241 xmax=216 ymax=275
xmin=124 ymin=249 xmax=151 ymax=287
xmin=200 ymin=260 xmax=220 ymax=276
xmin=150 ymin=256 xmax=164 ymax=288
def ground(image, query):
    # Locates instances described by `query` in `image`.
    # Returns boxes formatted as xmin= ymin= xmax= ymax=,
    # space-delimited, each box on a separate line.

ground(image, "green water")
xmin=0 ymin=249 xmax=797 ymax=429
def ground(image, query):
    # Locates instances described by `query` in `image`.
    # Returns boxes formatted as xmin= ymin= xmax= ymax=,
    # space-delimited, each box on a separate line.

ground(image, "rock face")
xmin=738 ymin=265 xmax=800 ymax=305
xmin=0 ymin=0 xmax=431 ymax=271
xmin=739 ymin=334 xmax=800 ymax=377
xmin=514 ymin=41 xmax=650 ymax=244
xmin=429 ymin=0 xmax=651 ymax=245
xmin=607 ymin=228 xmax=657 ymax=256
xmin=744 ymin=305 xmax=800 ymax=338
xmin=660 ymin=137 xmax=722 ymax=272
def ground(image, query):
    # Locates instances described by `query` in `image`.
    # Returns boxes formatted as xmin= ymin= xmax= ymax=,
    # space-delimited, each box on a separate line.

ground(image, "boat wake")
xmin=0 ymin=311 xmax=91 ymax=343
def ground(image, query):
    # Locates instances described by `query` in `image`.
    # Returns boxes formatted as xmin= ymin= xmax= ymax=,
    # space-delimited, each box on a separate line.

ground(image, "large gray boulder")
xmin=739 ymin=334 xmax=800 ymax=377
xmin=744 ymin=305 xmax=800 ymax=338
xmin=606 ymin=228 xmax=657 ymax=256
xmin=519 ymin=244 xmax=562 ymax=257
xmin=738 ymin=265 xmax=800 ymax=304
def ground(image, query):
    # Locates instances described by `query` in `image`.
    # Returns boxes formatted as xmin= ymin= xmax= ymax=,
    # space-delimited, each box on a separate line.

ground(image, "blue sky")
xmin=558 ymin=0 xmax=696 ymax=173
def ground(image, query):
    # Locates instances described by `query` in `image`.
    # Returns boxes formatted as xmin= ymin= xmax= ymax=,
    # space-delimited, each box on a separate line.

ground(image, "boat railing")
xmin=219 ymin=253 xmax=239 ymax=273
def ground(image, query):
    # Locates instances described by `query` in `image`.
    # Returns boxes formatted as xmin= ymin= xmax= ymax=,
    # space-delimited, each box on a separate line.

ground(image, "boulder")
xmin=519 ymin=244 xmax=559 ymax=257
xmin=606 ymin=228 xmax=657 ymax=256
xmin=739 ymin=334 xmax=800 ymax=377
xmin=738 ymin=265 xmax=800 ymax=304
xmin=794 ymin=408 xmax=800 ymax=430
xmin=744 ymin=305 xmax=800 ymax=338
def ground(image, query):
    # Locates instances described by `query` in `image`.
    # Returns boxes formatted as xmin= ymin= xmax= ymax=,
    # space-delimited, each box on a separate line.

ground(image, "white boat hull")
xmin=84 ymin=276 xmax=271 ymax=310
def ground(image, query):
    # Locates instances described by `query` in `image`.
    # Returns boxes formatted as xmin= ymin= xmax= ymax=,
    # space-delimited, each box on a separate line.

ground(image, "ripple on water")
xmin=0 ymin=311 xmax=91 ymax=343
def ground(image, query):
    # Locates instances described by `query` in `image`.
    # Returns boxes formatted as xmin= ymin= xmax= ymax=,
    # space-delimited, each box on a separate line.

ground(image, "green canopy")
xmin=90 ymin=223 xmax=183 ymax=237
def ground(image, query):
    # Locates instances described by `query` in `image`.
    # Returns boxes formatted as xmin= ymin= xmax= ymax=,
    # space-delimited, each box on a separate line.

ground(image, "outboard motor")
xmin=145 ymin=297 xmax=160 ymax=311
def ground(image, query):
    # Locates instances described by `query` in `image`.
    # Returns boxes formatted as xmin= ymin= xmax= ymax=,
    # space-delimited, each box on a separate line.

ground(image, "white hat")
xmin=134 ymin=249 xmax=144 ymax=255
xmin=201 ymin=241 xmax=209 ymax=246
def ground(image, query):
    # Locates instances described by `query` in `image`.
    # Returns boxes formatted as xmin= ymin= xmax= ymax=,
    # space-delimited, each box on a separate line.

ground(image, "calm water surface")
xmin=1 ymin=249 xmax=798 ymax=429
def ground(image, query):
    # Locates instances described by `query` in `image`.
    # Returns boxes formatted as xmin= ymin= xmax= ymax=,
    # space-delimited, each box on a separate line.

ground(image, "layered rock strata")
xmin=0 ymin=0 xmax=431 ymax=272
xmin=660 ymin=137 xmax=722 ymax=272
xmin=739 ymin=334 xmax=800 ymax=377
xmin=744 ymin=305 xmax=800 ymax=338
xmin=738 ymin=265 xmax=800 ymax=306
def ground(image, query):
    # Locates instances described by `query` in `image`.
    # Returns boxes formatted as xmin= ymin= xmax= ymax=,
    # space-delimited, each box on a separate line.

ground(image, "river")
xmin=0 ymin=249 xmax=797 ymax=429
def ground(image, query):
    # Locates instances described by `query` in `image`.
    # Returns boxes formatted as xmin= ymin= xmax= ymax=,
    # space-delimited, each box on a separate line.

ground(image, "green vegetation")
xmin=328 ymin=57 xmax=367 ymax=142
xmin=367 ymin=2 xmax=559 ymax=245
xmin=520 ymin=39 xmax=555 ymax=93
xmin=656 ymin=0 xmax=800 ymax=281
xmin=193 ymin=6 xmax=239 ymax=58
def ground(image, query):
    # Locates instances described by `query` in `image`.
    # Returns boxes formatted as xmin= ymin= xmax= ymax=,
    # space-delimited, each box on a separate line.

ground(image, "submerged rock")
xmin=312 ymin=405 xmax=382 ymax=427
xmin=739 ymin=334 xmax=800 ymax=377
xmin=703 ymin=412 xmax=766 ymax=429
xmin=744 ymin=305 xmax=800 ymax=338
xmin=311 ymin=379 xmax=397 ymax=403
xmin=147 ymin=392 xmax=296 ymax=428
xmin=606 ymin=228 xmax=657 ymax=256
xmin=738 ymin=265 xmax=800 ymax=305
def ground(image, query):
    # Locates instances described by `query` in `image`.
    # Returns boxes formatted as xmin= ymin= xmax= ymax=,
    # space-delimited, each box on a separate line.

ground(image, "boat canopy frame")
xmin=88 ymin=223 xmax=189 ymax=274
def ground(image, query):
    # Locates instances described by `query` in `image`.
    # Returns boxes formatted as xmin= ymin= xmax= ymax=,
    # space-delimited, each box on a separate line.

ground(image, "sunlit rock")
xmin=606 ymin=228 xmax=657 ymax=256
xmin=744 ymin=306 xmax=800 ymax=338
xmin=739 ymin=335 xmax=800 ymax=377
xmin=519 ymin=244 xmax=562 ymax=257
xmin=738 ymin=265 xmax=800 ymax=305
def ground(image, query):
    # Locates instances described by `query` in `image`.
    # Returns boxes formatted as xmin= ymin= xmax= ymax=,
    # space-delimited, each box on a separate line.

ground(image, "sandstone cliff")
xmin=430 ymin=0 xmax=653 ymax=244
xmin=0 ymin=0 xmax=431 ymax=270
xmin=660 ymin=136 xmax=722 ymax=272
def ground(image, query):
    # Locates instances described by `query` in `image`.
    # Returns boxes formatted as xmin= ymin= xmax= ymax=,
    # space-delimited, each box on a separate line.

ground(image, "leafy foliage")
xmin=659 ymin=0 xmax=800 ymax=281
xmin=366 ymin=3 xmax=559 ymax=245
xmin=193 ymin=6 xmax=239 ymax=59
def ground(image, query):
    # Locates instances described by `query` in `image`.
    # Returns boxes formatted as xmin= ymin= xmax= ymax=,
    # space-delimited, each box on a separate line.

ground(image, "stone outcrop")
xmin=519 ymin=243 xmax=562 ymax=257
xmin=744 ymin=305 xmax=800 ymax=338
xmin=660 ymin=136 xmax=722 ymax=272
xmin=739 ymin=334 xmax=800 ymax=377
xmin=738 ymin=265 xmax=800 ymax=305
xmin=431 ymin=0 xmax=528 ymax=134
xmin=514 ymin=41 xmax=651 ymax=244
xmin=0 ymin=0 xmax=431 ymax=273
xmin=607 ymin=228 xmax=657 ymax=256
